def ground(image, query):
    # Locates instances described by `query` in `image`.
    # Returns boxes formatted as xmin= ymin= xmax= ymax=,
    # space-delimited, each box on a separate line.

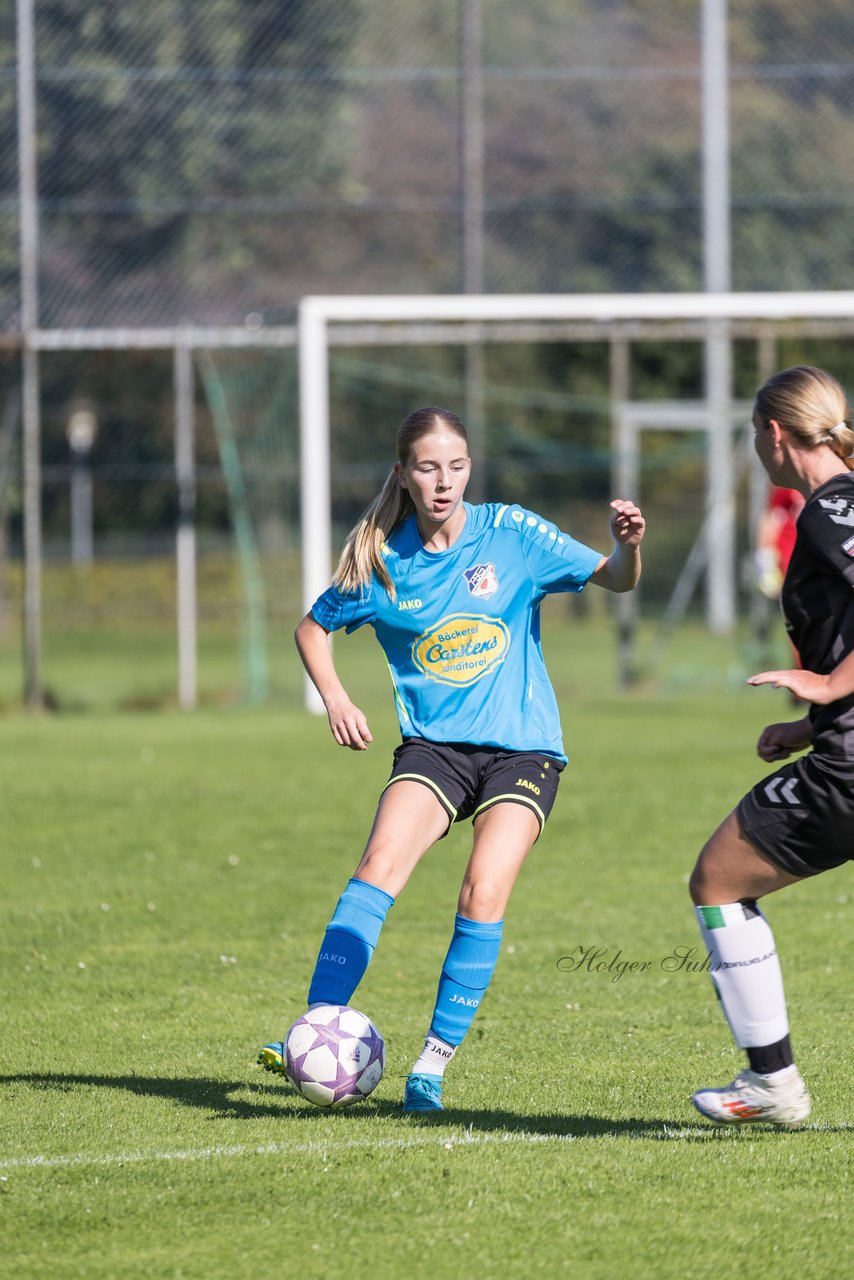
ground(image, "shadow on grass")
xmin=1 ymin=1072 xmax=306 ymax=1122
xmin=4 ymin=1072 xmax=846 ymax=1139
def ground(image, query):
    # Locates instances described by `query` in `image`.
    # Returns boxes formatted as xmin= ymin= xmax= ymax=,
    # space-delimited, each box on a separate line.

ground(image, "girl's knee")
xmin=457 ymin=879 xmax=504 ymax=921
xmin=688 ymin=860 xmax=707 ymax=905
xmin=355 ymin=847 xmax=403 ymax=894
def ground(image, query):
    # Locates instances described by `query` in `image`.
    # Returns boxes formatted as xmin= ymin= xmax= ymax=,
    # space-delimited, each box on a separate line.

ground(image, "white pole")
xmin=702 ymin=0 xmax=731 ymax=296
xmin=174 ymin=339 xmax=198 ymax=710
xmin=69 ymin=457 xmax=94 ymax=566
xmin=295 ymin=292 xmax=854 ymax=323
xmin=704 ymin=326 xmax=735 ymax=630
xmin=21 ymin=348 xmax=42 ymax=706
xmin=461 ymin=0 xmax=486 ymax=502
xmin=298 ymin=299 xmax=330 ymax=714
xmin=702 ymin=0 xmax=734 ymax=633
xmin=610 ymin=336 xmax=637 ymax=687
xmin=16 ymin=0 xmax=42 ymax=706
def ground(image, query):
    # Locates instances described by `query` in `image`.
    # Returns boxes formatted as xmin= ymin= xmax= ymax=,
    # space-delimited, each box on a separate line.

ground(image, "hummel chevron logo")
xmin=764 ymin=777 xmax=801 ymax=805
xmin=819 ymin=497 xmax=854 ymax=527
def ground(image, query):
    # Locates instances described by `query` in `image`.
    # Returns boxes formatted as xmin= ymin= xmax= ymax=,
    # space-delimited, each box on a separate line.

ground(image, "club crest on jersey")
xmin=463 ymin=562 xmax=499 ymax=600
xmin=842 ymin=534 xmax=854 ymax=558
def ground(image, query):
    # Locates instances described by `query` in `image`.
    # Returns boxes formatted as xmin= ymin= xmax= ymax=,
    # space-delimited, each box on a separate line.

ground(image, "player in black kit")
xmin=688 ymin=365 xmax=853 ymax=1127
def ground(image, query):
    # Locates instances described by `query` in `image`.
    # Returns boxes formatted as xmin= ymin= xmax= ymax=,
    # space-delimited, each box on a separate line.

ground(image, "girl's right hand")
xmin=326 ymin=699 xmax=373 ymax=750
xmin=756 ymin=717 xmax=812 ymax=762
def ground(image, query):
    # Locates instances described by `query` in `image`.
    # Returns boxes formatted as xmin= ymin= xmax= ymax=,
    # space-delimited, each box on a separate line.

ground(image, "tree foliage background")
xmin=3 ymin=0 xmax=853 ymax=330
xmin=0 ymin=0 xmax=853 ymax=601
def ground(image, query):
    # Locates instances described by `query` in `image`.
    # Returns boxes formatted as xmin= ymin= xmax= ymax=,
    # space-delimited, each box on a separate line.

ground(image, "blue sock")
xmin=429 ymin=914 xmax=504 ymax=1047
xmin=307 ymin=878 xmax=394 ymax=1007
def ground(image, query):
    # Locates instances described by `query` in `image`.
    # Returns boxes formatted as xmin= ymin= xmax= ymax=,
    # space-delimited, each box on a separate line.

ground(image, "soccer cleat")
xmin=403 ymin=1072 xmax=444 ymax=1112
xmin=257 ymin=1042 xmax=287 ymax=1076
xmin=692 ymin=1068 xmax=811 ymax=1128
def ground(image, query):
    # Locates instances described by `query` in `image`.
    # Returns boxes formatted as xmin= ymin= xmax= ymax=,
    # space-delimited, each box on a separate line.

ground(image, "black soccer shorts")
xmin=382 ymin=737 xmax=564 ymax=838
xmin=737 ymin=750 xmax=854 ymax=877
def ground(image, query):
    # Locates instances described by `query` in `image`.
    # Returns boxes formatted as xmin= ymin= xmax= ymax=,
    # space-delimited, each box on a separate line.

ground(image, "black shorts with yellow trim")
xmin=383 ymin=737 xmax=564 ymax=838
xmin=736 ymin=750 xmax=854 ymax=877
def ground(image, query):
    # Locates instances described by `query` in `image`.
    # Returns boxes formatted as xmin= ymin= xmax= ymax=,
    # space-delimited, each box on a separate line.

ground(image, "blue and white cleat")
xmin=403 ymin=1072 xmax=444 ymax=1112
xmin=257 ymin=1042 xmax=287 ymax=1076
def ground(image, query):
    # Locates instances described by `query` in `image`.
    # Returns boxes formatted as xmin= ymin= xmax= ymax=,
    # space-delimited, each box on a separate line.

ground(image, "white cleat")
xmin=692 ymin=1067 xmax=811 ymax=1128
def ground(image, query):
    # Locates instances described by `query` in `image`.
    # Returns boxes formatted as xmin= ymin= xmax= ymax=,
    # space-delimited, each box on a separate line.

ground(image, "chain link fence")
xmin=1 ymin=1 xmax=853 ymax=705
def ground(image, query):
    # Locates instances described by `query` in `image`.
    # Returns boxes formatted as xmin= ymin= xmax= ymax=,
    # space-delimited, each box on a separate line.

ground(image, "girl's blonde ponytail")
xmin=755 ymin=366 xmax=854 ymax=470
xmin=332 ymin=471 xmax=413 ymax=600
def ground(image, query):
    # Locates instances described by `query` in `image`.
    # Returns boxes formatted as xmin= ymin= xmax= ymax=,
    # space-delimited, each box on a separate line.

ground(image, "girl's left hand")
xmin=609 ymin=499 xmax=645 ymax=547
xmin=747 ymin=668 xmax=831 ymax=704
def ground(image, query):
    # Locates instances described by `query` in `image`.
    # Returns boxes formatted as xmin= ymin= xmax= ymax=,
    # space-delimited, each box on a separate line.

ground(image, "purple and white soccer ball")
xmin=285 ymin=1005 xmax=385 ymax=1109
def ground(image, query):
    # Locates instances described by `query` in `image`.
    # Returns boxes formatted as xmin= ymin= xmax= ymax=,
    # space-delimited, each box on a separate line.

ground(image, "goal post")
xmin=298 ymin=290 xmax=854 ymax=711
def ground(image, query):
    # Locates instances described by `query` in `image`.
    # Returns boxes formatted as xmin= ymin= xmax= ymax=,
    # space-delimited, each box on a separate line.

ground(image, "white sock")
xmin=411 ymin=1034 xmax=456 ymax=1078
xmin=696 ymin=902 xmax=789 ymax=1048
xmin=761 ymin=1064 xmax=799 ymax=1082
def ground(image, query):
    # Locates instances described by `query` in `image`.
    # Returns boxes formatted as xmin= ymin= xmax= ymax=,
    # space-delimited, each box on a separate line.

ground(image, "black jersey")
xmin=781 ymin=473 xmax=854 ymax=757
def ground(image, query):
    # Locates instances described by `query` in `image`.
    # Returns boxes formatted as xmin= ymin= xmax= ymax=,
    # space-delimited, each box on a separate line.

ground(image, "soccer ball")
xmin=285 ymin=1005 xmax=385 ymax=1109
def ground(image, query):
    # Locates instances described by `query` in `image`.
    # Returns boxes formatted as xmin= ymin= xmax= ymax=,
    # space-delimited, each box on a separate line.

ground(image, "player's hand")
xmin=747 ymin=668 xmax=832 ymax=704
xmin=756 ymin=717 xmax=813 ymax=762
xmin=325 ymin=699 xmax=373 ymax=750
xmin=609 ymin=499 xmax=645 ymax=548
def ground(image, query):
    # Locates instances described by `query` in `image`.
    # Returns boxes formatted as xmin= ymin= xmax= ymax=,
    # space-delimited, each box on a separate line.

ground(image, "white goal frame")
xmin=298 ymin=289 xmax=854 ymax=711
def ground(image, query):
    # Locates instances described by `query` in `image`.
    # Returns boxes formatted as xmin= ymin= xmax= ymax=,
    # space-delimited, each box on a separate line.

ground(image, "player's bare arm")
xmin=748 ymin=644 xmax=854 ymax=705
xmin=589 ymin=499 xmax=645 ymax=592
xmin=294 ymin=613 xmax=373 ymax=750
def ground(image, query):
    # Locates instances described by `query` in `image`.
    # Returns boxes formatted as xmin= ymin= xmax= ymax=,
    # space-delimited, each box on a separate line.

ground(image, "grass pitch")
xmin=1 ymin=617 xmax=852 ymax=1279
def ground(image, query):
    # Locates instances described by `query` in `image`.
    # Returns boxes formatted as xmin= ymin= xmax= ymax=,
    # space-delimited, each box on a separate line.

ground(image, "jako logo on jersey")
xmin=516 ymin=778 xmax=540 ymax=795
xmin=463 ymin=562 xmax=499 ymax=600
xmin=398 ymin=597 xmax=423 ymax=610
xmin=412 ymin=613 xmax=511 ymax=686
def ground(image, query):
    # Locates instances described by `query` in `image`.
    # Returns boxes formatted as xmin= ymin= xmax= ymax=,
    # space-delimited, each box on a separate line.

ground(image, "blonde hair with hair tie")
xmin=827 ymin=422 xmax=854 ymax=456
xmin=755 ymin=366 xmax=854 ymax=469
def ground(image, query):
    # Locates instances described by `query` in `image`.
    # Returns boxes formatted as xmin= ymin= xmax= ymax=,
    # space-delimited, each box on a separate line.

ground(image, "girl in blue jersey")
xmin=259 ymin=406 xmax=645 ymax=1110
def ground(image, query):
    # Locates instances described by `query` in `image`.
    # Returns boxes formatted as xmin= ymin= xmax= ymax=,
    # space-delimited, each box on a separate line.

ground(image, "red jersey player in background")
xmin=756 ymin=486 xmax=805 ymax=601
xmin=755 ymin=485 xmax=805 ymax=681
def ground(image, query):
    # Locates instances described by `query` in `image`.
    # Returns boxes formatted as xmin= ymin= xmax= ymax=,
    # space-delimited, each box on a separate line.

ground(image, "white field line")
xmin=6 ymin=1118 xmax=839 ymax=1172
xmin=0 ymin=1131 xmax=573 ymax=1171
xmin=0 ymin=1124 xmax=714 ymax=1172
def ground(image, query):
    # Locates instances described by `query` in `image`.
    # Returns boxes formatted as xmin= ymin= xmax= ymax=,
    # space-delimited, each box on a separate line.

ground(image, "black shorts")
xmin=383 ymin=738 xmax=565 ymax=837
xmin=737 ymin=751 xmax=854 ymax=877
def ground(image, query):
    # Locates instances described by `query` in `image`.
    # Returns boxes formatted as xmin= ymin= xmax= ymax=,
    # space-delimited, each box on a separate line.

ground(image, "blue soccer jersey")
xmin=310 ymin=502 xmax=604 ymax=763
